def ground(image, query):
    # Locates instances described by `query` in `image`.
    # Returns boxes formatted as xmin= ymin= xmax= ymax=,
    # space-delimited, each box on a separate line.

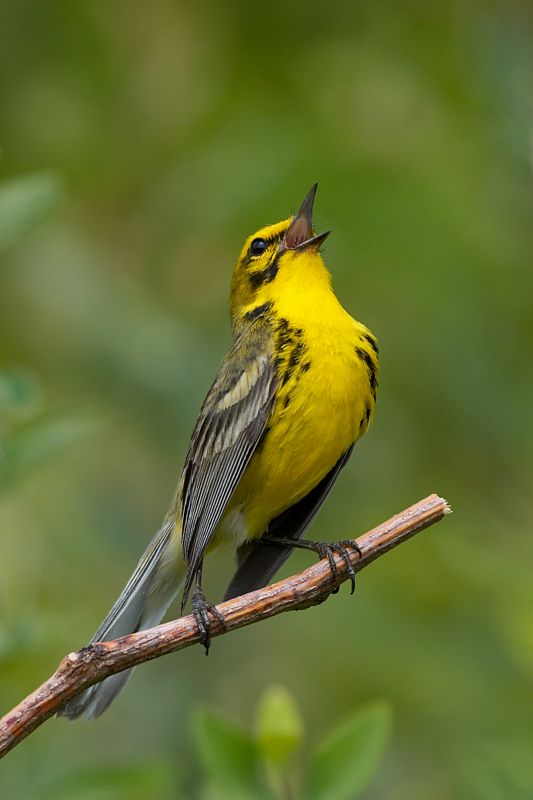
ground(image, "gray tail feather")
xmin=59 ymin=520 xmax=184 ymax=720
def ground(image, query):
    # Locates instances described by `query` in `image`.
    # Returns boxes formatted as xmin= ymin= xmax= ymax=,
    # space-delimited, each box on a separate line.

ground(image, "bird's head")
xmin=230 ymin=184 xmax=331 ymax=325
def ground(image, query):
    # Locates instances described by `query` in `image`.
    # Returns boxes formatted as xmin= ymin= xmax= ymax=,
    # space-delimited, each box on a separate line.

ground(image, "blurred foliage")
xmin=0 ymin=174 xmax=99 ymax=491
xmin=303 ymin=702 xmax=391 ymax=800
xmin=194 ymin=687 xmax=391 ymax=800
xmin=255 ymin=686 xmax=304 ymax=768
xmin=40 ymin=762 xmax=176 ymax=800
xmin=0 ymin=172 xmax=64 ymax=253
xmin=1 ymin=1 xmax=532 ymax=798
xmin=0 ymin=361 xmax=102 ymax=494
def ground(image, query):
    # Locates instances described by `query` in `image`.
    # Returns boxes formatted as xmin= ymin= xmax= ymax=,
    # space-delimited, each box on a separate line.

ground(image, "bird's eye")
xmin=249 ymin=238 xmax=268 ymax=257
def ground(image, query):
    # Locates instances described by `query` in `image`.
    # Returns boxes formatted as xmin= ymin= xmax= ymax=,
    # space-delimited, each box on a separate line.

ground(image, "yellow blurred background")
xmin=1 ymin=2 xmax=532 ymax=798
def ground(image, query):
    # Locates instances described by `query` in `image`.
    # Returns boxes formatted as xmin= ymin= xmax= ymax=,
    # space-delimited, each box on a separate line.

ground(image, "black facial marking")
xmin=249 ymin=253 xmax=280 ymax=291
xmin=355 ymin=346 xmax=378 ymax=398
xmin=243 ymin=301 xmax=274 ymax=322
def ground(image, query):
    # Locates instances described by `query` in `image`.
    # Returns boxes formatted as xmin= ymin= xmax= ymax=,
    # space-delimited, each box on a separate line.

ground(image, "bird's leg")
xmin=191 ymin=562 xmax=226 ymax=655
xmin=261 ymin=535 xmax=362 ymax=594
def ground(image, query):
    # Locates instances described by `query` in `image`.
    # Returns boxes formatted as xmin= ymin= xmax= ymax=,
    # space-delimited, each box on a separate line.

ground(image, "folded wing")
xmin=180 ymin=323 xmax=277 ymax=607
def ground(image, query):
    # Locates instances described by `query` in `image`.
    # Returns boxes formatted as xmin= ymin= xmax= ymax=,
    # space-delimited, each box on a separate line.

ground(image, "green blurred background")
xmin=1 ymin=1 xmax=532 ymax=797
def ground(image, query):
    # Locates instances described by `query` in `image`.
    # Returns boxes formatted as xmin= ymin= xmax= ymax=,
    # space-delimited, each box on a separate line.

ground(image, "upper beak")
xmin=285 ymin=183 xmax=330 ymax=251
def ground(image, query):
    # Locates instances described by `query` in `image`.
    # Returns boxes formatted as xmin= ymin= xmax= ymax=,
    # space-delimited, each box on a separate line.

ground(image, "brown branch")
xmin=0 ymin=493 xmax=450 ymax=759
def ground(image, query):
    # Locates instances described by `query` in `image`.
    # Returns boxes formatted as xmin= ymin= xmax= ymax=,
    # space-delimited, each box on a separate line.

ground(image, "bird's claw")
xmin=191 ymin=589 xmax=226 ymax=654
xmin=262 ymin=533 xmax=362 ymax=595
xmin=315 ymin=540 xmax=361 ymax=594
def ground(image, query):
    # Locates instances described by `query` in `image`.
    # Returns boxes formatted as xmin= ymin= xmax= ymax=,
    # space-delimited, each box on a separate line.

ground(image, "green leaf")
xmin=0 ymin=413 xmax=104 ymax=491
xmin=255 ymin=685 xmax=304 ymax=766
xmin=0 ymin=171 xmax=64 ymax=252
xmin=303 ymin=702 xmax=392 ymax=800
xmin=194 ymin=710 xmax=266 ymax=800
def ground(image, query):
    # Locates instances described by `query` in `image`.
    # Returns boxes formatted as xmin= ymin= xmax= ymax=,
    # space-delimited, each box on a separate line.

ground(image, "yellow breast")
xmin=227 ymin=278 xmax=377 ymax=540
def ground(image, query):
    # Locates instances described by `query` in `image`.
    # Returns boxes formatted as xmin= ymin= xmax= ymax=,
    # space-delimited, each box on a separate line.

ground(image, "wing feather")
xmin=180 ymin=325 xmax=277 ymax=605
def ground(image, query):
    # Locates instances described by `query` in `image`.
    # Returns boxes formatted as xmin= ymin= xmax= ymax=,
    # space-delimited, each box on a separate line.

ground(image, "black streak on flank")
xmin=283 ymin=340 xmax=306 ymax=386
xmin=275 ymin=318 xmax=294 ymax=351
xmin=249 ymin=254 xmax=280 ymax=291
xmin=300 ymin=361 xmax=311 ymax=373
xmin=283 ymin=394 xmax=292 ymax=409
xmin=355 ymin=346 xmax=378 ymax=398
xmin=363 ymin=333 xmax=379 ymax=355
xmin=289 ymin=340 xmax=306 ymax=370
xmin=273 ymin=317 xmax=306 ymax=384
xmin=244 ymin=301 xmax=274 ymax=322
xmin=360 ymin=403 xmax=371 ymax=430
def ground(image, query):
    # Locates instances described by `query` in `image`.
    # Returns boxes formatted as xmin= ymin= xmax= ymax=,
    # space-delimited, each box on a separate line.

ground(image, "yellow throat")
xmin=222 ymin=185 xmax=379 ymax=540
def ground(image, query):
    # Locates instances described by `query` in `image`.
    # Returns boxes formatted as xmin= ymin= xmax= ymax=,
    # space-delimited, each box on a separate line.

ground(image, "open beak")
xmin=285 ymin=183 xmax=330 ymax=251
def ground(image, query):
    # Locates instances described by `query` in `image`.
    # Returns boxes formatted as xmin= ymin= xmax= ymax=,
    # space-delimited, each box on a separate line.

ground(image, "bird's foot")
xmin=312 ymin=540 xmax=362 ymax=594
xmin=191 ymin=588 xmax=226 ymax=655
xmin=262 ymin=534 xmax=362 ymax=594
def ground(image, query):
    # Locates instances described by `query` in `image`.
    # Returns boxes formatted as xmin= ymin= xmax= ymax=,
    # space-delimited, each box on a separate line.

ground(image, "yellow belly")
xmin=223 ymin=324 xmax=373 ymax=541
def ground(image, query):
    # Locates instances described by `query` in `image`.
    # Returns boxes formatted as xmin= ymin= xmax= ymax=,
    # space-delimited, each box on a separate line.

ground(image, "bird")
xmin=60 ymin=184 xmax=379 ymax=720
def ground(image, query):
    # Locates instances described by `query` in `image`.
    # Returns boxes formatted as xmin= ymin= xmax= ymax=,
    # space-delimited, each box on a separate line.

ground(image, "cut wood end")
xmin=440 ymin=497 xmax=452 ymax=515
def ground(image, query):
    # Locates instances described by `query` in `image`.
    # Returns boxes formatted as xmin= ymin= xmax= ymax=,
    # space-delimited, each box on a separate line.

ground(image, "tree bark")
xmin=0 ymin=493 xmax=450 ymax=759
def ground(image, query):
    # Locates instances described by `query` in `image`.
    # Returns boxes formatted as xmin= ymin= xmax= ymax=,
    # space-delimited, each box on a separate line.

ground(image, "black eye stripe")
xmin=248 ymin=251 xmax=280 ymax=290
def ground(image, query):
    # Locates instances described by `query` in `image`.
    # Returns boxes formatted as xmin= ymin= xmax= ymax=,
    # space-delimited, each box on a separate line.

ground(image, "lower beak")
xmin=291 ymin=230 xmax=330 ymax=251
